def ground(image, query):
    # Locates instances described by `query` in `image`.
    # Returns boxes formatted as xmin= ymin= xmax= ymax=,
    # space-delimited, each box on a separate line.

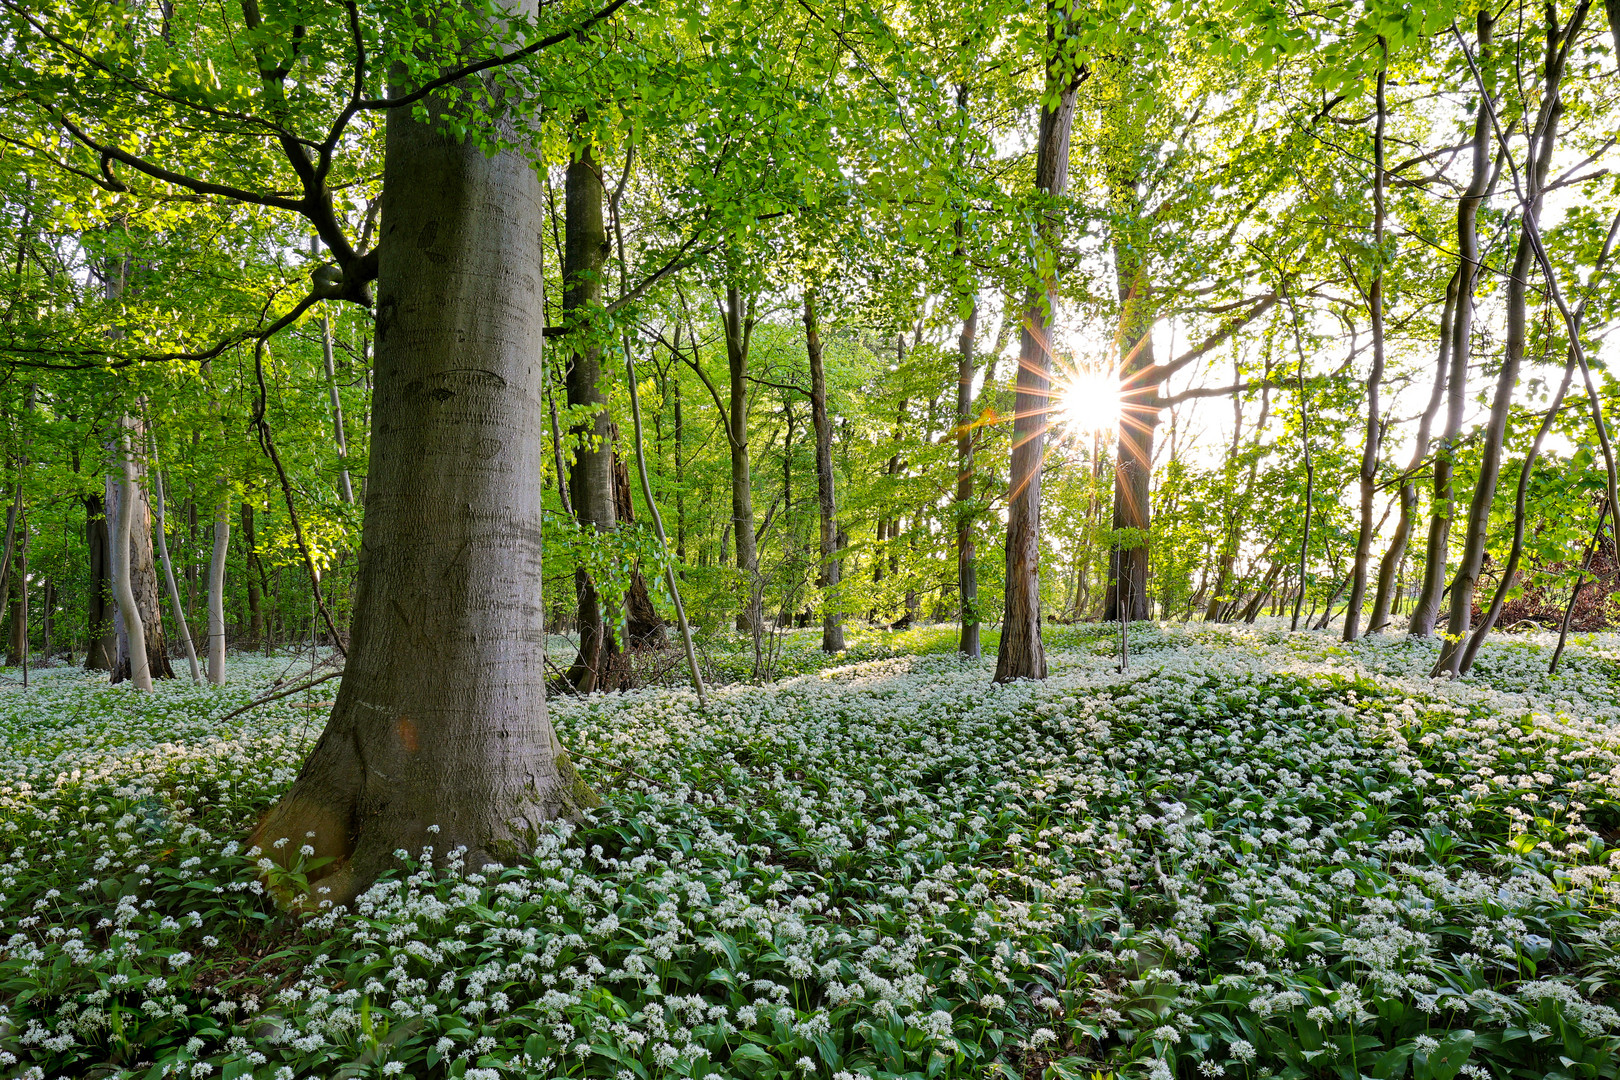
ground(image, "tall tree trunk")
xmin=252 ymin=53 xmax=593 ymax=903
xmin=107 ymin=424 xmax=173 ymax=683
xmin=241 ymin=502 xmax=264 ymax=650
xmin=955 ymin=291 xmax=982 ymax=657
xmin=84 ymin=493 xmax=115 ymax=670
xmin=151 ymin=458 xmax=201 ymax=682
xmin=5 ymin=540 xmax=24 ymax=667
xmin=995 ymin=9 xmax=1078 ymax=682
xmin=805 ymin=291 xmax=845 ymax=652
xmin=39 ymin=577 xmax=52 ymax=662
xmin=563 ymin=137 xmax=620 ymax=691
xmin=673 ymin=375 xmax=686 ymax=566
xmin=1369 ymin=271 xmax=1456 ymax=632
xmin=1343 ymin=42 xmax=1389 ymax=641
xmin=1436 ymin=13 xmax=1570 ymax=675
xmin=723 ymin=285 xmax=762 ymax=638
xmin=1410 ymin=10 xmax=1495 ymax=637
xmin=207 ymin=495 xmax=229 ymax=684
xmin=112 ymin=422 xmax=152 ymax=691
xmin=313 ymin=236 xmax=356 ymax=505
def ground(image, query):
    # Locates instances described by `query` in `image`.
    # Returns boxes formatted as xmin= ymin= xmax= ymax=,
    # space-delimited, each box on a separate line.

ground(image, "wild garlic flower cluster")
xmin=2 ymin=625 xmax=1620 ymax=1080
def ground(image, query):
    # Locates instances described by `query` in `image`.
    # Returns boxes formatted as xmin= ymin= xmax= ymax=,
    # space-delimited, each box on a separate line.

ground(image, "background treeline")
xmin=0 ymin=0 xmax=1618 ymax=687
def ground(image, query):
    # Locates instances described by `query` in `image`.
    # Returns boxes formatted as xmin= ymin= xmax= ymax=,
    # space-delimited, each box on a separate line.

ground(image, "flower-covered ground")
xmin=3 ymin=624 xmax=1619 ymax=1080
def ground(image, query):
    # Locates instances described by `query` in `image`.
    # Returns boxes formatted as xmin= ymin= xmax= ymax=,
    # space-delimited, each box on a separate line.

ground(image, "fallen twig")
xmin=213 ymin=670 xmax=344 ymax=725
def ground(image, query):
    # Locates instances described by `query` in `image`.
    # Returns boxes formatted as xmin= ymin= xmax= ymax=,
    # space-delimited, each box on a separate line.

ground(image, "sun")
xmin=1056 ymin=368 xmax=1121 ymax=436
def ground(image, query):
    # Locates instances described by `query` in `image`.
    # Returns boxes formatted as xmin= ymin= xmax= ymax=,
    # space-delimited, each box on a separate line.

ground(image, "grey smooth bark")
xmin=251 ymin=48 xmax=593 ymax=903
xmin=113 ymin=423 xmax=152 ymax=692
xmin=207 ymin=495 xmax=229 ymax=684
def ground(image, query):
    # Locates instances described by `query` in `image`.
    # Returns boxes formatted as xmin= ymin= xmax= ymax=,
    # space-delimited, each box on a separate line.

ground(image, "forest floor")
xmin=2 ymin=623 xmax=1619 ymax=1080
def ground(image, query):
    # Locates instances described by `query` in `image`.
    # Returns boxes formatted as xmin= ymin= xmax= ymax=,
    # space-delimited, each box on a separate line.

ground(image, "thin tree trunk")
xmin=1458 ymin=211 xmax=1620 ymax=672
xmin=805 ymin=290 xmax=845 ymax=652
xmin=1550 ymin=498 xmax=1607 ymax=674
xmin=151 ymin=455 xmax=201 ymax=683
xmin=207 ymin=495 xmax=229 ymax=684
xmin=1436 ymin=15 xmax=1568 ymax=676
xmin=1284 ymin=288 xmax=1315 ymax=632
xmin=241 ymin=502 xmax=264 ymax=650
xmin=252 ymin=49 xmax=593 ymax=903
xmin=84 ymin=492 xmax=115 ymax=670
xmin=6 ymin=534 xmax=24 ymax=667
xmin=614 ymin=452 xmax=667 ymax=648
xmin=955 ymin=288 xmax=982 ymax=657
xmin=995 ymin=15 xmax=1077 ymax=682
xmin=1411 ymin=11 xmax=1495 ymax=637
xmin=563 ymin=136 xmax=620 ymax=691
xmin=113 ymin=422 xmax=152 ymax=692
xmin=107 ymin=423 xmax=173 ymax=682
xmin=624 ymin=340 xmax=705 ymax=707
xmin=723 ymin=284 xmax=762 ymax=640
xmin=312 ymin=236 xmax=356 ymax=505
xmin=1370 ymin=270 xmax=1456 ymax=632
xmin=1343 ymin=42 xmax=1389 ymax=642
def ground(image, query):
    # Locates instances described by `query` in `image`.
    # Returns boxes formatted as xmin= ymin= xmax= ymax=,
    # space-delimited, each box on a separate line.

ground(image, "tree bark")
xmin=995 ymin=11 xmax=1078 ymax=682
xmin=1435 ymin=10 xmax=1569 ymax=676
xmin=112 ymin=422 xmax=153 ymax=691
xmin=83 ymin=493 xmax=115 ymax=670
xmin=613 ymin=451 xmax=667 ymax=649
xmin=562 ymin=136 xmax=621 ymax=691
xmin=207 ymin=495 xmax=229 ymax=684
xmin=151 ymin=459 xmax=201 ymax=682
xmin=106 ymin=426 xmax=173 ymax=683
xmin=5 ymin=539 xmax=24 ymax=667
xmin=241 ymin=502 xmax=264 ymax=649
xmin=1369 ymin=270 xmax=1456 ymax=632
xmin=723 ymin=285 xmax=762 ymax=638
xmin=1343 ymin=42 xmax=1388 ymax=641
xmin=805 ymin=290 xmax=845 ymax=652
xmin=1410 ymin=10 xmax=1495 ymax=638
xmin=955 ymin=291 xmax=982 ymax=657
xmin=252 ymin=55 xmax=593 ymax=903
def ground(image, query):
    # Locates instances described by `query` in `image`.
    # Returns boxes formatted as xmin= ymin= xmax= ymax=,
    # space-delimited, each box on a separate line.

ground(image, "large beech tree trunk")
xmin=1410 ymin=10 xmax=1494 ymax=638
xmin=251 ymin=65 xmax=593 ymax=904
xmin=106 ymin=438 xmax=174 ymax=683
xmin=805 ymin=291 xmax=845 ymax=652
xmin=995 ymin=21 xmax=1078 ymax=682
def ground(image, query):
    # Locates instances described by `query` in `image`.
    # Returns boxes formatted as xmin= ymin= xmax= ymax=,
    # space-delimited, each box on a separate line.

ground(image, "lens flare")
xmin=1056 ymin=367 xmax=1121 ymax=436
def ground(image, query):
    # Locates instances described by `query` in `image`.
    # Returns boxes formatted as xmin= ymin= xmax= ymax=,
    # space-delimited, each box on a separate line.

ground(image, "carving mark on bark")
xmin=389 ymin=595 xmax=444 ymax=656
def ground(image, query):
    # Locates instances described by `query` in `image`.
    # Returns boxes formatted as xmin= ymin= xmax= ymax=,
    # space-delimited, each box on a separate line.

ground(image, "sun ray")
xmin=1055 ymin=364 xmax=1122 ymax=437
